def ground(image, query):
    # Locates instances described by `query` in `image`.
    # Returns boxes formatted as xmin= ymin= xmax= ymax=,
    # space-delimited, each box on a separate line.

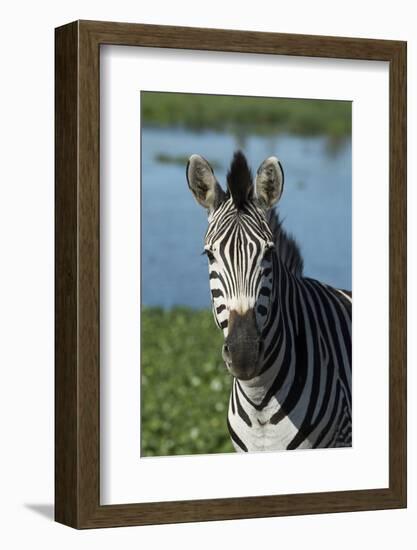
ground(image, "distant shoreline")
xmin=141 ymin=92 xmax=351 ymax=138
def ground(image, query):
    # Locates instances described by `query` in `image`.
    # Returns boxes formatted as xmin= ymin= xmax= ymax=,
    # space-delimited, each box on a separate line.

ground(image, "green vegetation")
xmin=141 ymin=307 xmax=234 ymax=456
xmin=142 ymin=91 xmax=351 ymax=138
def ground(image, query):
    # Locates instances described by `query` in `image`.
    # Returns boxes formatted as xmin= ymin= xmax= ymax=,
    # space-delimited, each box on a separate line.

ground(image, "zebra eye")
xmin=263 ymin=243 xmax=275 ymax=261
xmin=203 ymin=248 xmax=216 ymax=262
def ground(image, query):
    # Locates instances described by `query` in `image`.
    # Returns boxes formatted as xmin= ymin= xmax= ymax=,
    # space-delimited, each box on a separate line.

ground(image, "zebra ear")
xmin=186 ymin=154 xmax=225 ymax=211
xmin=255 ymin=156 xmax=284 ymax=209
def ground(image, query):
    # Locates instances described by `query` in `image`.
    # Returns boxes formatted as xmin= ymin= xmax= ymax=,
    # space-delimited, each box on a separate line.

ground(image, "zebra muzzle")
xmin=223 ymin=309 xmax=263 ymax=380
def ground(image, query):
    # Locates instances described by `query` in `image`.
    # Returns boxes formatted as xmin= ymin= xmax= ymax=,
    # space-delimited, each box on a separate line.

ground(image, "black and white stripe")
xmin=187 ymin=151 xmax=352 ymax=452
xmin=205 ymin=199 xmax=275 ymax=336
xmin=228 ymin=263 xmax=351 ymax=451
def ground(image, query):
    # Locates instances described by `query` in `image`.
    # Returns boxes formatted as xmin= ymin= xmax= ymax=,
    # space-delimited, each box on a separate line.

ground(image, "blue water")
xmin=141 ymin=127 xmax=352 ymax=309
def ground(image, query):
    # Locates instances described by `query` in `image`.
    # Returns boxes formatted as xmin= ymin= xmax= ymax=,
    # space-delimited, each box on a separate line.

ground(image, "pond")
xmin=141 ymin=127 xmax=352 ymax=310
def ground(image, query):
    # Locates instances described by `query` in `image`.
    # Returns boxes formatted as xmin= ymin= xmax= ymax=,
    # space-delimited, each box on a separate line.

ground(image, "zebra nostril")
xmin=222 ymin=344 xmax=231 ymax=363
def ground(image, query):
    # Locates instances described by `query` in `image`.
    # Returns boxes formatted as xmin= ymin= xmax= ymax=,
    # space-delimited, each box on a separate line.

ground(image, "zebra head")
xmin=186 ymin=151 xmax=284 ymax=380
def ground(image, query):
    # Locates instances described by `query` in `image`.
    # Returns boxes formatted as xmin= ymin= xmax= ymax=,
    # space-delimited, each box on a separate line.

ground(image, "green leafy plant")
xmin=141 ymin=307 xmax=234 ymax=456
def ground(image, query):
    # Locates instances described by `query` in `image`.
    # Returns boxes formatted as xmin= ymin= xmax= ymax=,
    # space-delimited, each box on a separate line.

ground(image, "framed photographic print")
xmin=55 ymin=20 xmax=407 ymax=528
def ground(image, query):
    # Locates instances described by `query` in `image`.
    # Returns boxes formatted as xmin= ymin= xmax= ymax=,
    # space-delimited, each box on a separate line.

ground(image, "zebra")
xmin=186 ymin=151 xmax=352 ymax=452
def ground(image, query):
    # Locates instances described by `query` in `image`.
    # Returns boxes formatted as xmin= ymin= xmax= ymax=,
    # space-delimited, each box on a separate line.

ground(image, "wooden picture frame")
xmin=55 ymin=20 xmax=407 ymax=529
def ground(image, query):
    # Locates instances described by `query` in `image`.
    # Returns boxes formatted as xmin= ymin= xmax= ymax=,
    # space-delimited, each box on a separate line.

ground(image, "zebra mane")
xmin=267 ymin=209 xmax=304 ymax=277
xmin=226 ymin=151 xmax=253 ymax=210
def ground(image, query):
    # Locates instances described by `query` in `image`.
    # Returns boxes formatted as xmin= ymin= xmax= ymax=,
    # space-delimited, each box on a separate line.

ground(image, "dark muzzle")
xmin=222 ymin=309 xmax=263 ymax=380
